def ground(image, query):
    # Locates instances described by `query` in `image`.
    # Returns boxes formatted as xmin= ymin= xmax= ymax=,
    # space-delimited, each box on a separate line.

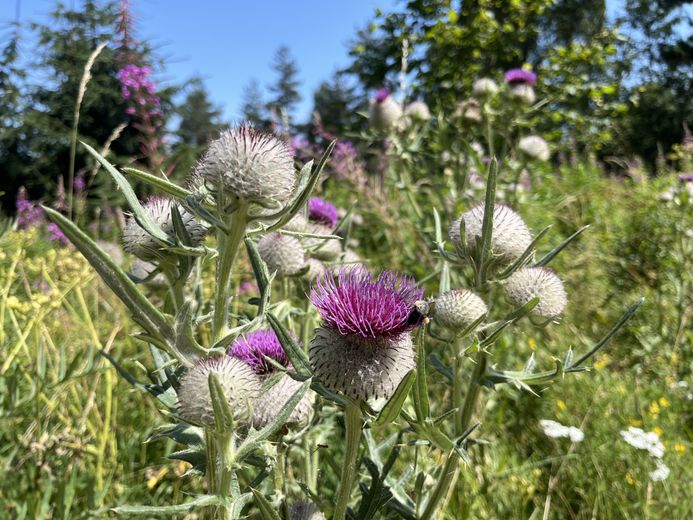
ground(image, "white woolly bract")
xmin=431 ymin=290 xmax=487 ymax=331
xmin=510 ymin=83 xmax=536 ymax=105
xmin=504 ymin=267 xmax=567 ymax=319
xmin=289 ymin=501 xmax=326 ymax=520
xmin=177 ymin=356 xmax=261 ymax=428
xmin=449 ymin=204 xmax=532 ymax=262
xmin=473 ymin=78 xmax=499 ymax=97
xmin=369 ymin=97 xmax=403 ymax=130
xmin=252 ymin=374 xmax=314 ymax=430
xmin=404 ymin=100 xmax=431 ymax=121
xmin=257 ymin=232 xmax=305 ymax=277
xmin=310 ymin=327 xmax=415 ymax=402
xmin=518 ymin=135 xmax=550 ymax=162
xmin=195 ymin=126 xmax=295 ymax=204
xmin=123 ymin=198 xmax=207 ymax=261
xmin=282 ymin=212 xmax=308 ymax=233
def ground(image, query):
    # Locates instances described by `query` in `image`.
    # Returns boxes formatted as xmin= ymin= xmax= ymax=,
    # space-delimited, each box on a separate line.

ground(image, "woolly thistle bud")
xmin=449 ymin=204 xmax=532 ymax=263
xmin=304 ymin=223 xmax=342 ymax=261
xmin=430 ymin=290 xmax=488 ymax=331
xmin=123 ymin=197 xmax=207 ymax=262
xmin=252 ymin=374 xmax=314 ymax=429
xmin=518 ymin=135 xmax=550 ymax=162
xmin=96 ymin=240 xmax=124 ymax=266
xmin=282 ymin=212 xmax=308 ymax=233
xmin=369 ymin=88 xmax=403 ymax=130
xmin=194 ymin=125 xmax=295 ymax=206
xmin=177 ymin=356 xmax=261 ymax=428
xmin=504 ymin=267 xmax=567 ymax=319
xmin=303 ymin=258 xmax=327 ymax=281
xmin=454 ymin=98 xmax=482 ymax=122
xmin=310 ymin=326 xmax=415 ymax=401
xmin=257 ymin=232 xmax=305 ymax=277
xmin=473 ymin=78 xmax=499 ymax=98
xmin=289 ymin=501 xmax=325 ymax=520
xmin=404 ymin=100 xmax=431 ymax=121
xmin=510 ymin=84 xmax=536 ymax=105
xmin=130 ymin=258 xmax=167 ymax=287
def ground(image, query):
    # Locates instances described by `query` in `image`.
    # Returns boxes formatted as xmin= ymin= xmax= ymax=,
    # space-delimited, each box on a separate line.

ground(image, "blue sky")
xmin=2 ymin=0 xmax=398 ymax=123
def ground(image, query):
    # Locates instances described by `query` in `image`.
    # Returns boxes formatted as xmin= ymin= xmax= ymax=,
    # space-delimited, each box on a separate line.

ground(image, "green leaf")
xmin=535 ymin=225 xmax=590 ymax=267
xmin=82 ymin=141 xmax=170 ymax=243
xmin=123 ymin=166 xmax=193 ymax=200
xmin=173 ymin=300 xmax=208 ymax=366
xmin=267 ymin=313 xmax=311 ymax=375
xmin=43 ymin=207 xmax=174 ymax=347
xmin=250 ymin=489 xmax=282 ymax=520
xmin=111 ymin=495 xmax=221 ymax=515
xmin=412 ymin=328 xmax=430 ymax=421
xmin=209 ymin=372 xmax=235 ymax=432
xmin=374 ymin=370 xmax=416 ymax=427
xmin=477 ymin=157 xmax=498 ymax=274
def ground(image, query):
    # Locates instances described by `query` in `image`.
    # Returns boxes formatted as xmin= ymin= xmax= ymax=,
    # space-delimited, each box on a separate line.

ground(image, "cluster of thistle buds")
xmin=368 ymin=87 xmax=432 ymax=131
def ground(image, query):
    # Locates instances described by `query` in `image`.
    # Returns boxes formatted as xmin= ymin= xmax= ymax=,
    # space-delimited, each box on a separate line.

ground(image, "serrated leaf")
xmin=111 ymin=495 xmax=220 ymax=515
xmin=209 ymin=373 xmax=235 ymax=432
xmin=250 ymin=489 xmax=282 ymax=520
xmin=374 ymin=370 xmax=416 ymax=427
xmin=123 ymin=166 xmax=193 ymax=200
xmin=535 ymin=225 xmax=590 ymax=267
xmin=82 ymin=141 xmax=169 ymax=243
xmin=267 ymin=313 xmax=311 ymax=375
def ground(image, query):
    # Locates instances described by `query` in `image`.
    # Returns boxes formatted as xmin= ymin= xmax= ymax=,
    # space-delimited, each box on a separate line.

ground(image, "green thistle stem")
xmin=333 ymin=400 xmax=363 ymax=520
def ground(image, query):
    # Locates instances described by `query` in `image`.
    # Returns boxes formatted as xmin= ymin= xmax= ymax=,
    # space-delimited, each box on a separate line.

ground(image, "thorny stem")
xmin=212 ymin=203 xmax=249 ymax=343
xmin=333 ymin=401 xmax=363 ymax=520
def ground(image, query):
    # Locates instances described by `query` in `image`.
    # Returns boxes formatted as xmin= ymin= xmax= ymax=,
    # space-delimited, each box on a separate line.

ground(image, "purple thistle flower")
xmin=310 ymin=265 xmax=424 ymax=340
xmin=678 ymin=173 xmax=693 ymax=183
xmin=238 ymin=280 xmax=257 ymax=294
xmin=15 ymin=188 xmax=45 ymax=229
xmin=47 ymin=223 xmax=68 ymax=246
xmin=228 ymin=329 xmax=291 ymax=375
xmin=308 ymin=197 xmax=338 ymax=228
xmin=504 ymin=68 xmax=537 ymax=86
xmin=374 ymin=87 xmax=390 ymax=103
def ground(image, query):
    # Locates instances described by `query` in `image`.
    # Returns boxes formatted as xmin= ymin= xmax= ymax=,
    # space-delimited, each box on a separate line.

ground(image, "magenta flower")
xmin=227 ymin=329 xmax=290 ymax=375
xmin=374 ymin=87 xmax=390 ymax=103
xmin=678 ymin=173 xmax=693 ymax=183
xmin=504 ymin=69 xmax=537 ymax=86
xmin=308 ymin=197 xmax=338 ymax=228
xmin=47 ymin=223 xmax=68 ymax=246
xmin=310 ymin=265 xmax=424 ymax=340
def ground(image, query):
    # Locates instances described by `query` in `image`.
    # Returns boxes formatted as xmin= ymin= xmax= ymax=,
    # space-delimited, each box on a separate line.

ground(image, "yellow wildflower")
xmin=528 ymin=338 xmax=537 ymax=350
xmin=674 ymin=443 xmax=686 ymax=455
xmin=648 ymin=401 xmax=661 ymax=416
xmin=629 ymin=418 xmax=643 ymax=427
xmin=625 ymin=472 xmax=636 ymax=485
xmin=594 ymin=353 xmax=610 ymax=370
xmin=658 ymin=397 xmax=670 ymax=408
xmin=556 ymin=399 xmax=566 ymax=411
xmin=653 ymin=426 xmax=663 ymax=436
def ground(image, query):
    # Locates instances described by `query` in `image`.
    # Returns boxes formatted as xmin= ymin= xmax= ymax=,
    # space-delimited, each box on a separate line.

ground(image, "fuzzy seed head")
xmin=310 ymin=327 xmax=415 ymax=401
xmin=252 ymin=374 xmax=314 ymax=429
xmin=518 ymin=135 xmax=550 ymax=162
xmin=473 ymin=78 xmax=499 ymax=97
xmin=289 ymin=501 xmax=325 ymax=520
xmin=257 ymin=232 xmax=305 ymax=277
xmin=195 ymin=125 xmax=295 ymax=205
xmin=227 ymin=329 xmax=290 ymax=375
xmin=504 ymin=267 xmax=567 ymax=319
xmin=177 ymin=356 xmax=261 ymax=427
xmin=404 ymin=100 xmax=431 ymax=121
xmin=510 ymin=83 xmax=536 ymax=105
xmin=308 ymin=197 xmax=338 ymax=227
xmin=449 ymin=204 xmax=532 ymax=263
xmin=310 ymin=265 xmax=424 ymax=340
xmin=369 ymin=96 xmax=403 ymax=130
xmin=431 ymin=290 xmax=488 ymax=331
xmin=123 ymin=197 xmax=207 ymax=261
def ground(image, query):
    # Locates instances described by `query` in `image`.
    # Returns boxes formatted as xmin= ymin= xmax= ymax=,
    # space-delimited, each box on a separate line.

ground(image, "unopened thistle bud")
xmin=177 ymin=356 xmax=261 ymax=428
xmin=473 ymin=78 xmax=499 ymax=98
xmin=504 ymin=69 xmax=537 ymax=105
xmin=289 ymin=501 xmax=325 ymax=520
xmin=518 ymin=135 xmax=550 ymax=162
xmin=194 ymin=125 xmax=295 ymax=206
xmin=431 ymin=289 xmax=488 ymax=331
xmin=454 ymin=98 xmax=482 ymax=122
xmin=309 ymin=266 xmax=423 ymax=401
xmin=449 ymin=204 xmax=532 ymax=263
xmin=257 ymin=232 xmax=305 ymax=277
xmin=123 ymin=197 xmax=207 ymax=261
xmin=404 ymin=100 xmax=431 ymax=121
xmin=304 ymin=223 xmax=342 ymax=261
xmin=510 ymin=83 xmax=536 ymax=105
xmin=369 ymin=88 xmax=402 ymax=130
xmin=504 ymin=267 xmax=567 ymax=319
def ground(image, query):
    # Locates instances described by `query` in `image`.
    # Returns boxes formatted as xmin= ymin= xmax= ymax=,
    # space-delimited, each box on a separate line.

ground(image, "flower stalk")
xmin=333 ymin=400 xmax=363 ymax=520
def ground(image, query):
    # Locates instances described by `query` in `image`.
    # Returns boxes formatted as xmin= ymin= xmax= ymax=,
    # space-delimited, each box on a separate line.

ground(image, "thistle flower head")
xmin=310 ymin=326 xmax=415 ymax=401
xmin=283 ymin=212 xmax=308 ymax=233
xmin=473 ymin=78 xmax=499 ymax=97
xmin=257 ymin=232 xmax=305 ymax=277
xmin=308 ymin=197 xmax=338 ymax=227
xmin=177 ymin=356 xmax=261 ymax=427
xmin=310 ymin=265 xmax=424 ymax=340
xmin=404 ymin=100 xmax=431 ymax=121
xmin=194 ymin=125 xmax=295 ymax=205
xmin=304 ymin=223 xmax=342 ymax=261
xmin=252 ymin=374 xmax=314 ymax=429
xmin=454 ymin=98 xmax=481 ymax=122
xmin=122 ymin=197 xmax=207 ymax=261
xmin=510 ymin=83 xmax=536 ymax=105
xmin=504 ymin=267 xmax=567 ymax=319
xmin=227 ymin=329 xmax=290 ymax=375
xmin=431 ymin=289 xmax=487 ymax=332
xmin=449 ymin=204 xmax=532 ymax=263
xmin=289 ymin=501 xmax=326 ymax=520
xmin=374 ymin=87 xmax=390 ymax=103
xmin=504 ymin=68 xmax=537 ymax=86
xmin=518 ymin=135 xmax=550 ymax=162
xmin=369 ymin=92 xmax=403 ymax=130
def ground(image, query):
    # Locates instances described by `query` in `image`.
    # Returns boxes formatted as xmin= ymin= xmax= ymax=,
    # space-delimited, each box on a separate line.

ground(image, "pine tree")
xmin=240 ymin=78 xmax=268 ymax=129
xmin=311 ymin=73 xmax=367 ymax=137
xmin=267 ymin=46 xmax=301 ymax=131
xmin=176 ymin=78 xmax=224 ymax=147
